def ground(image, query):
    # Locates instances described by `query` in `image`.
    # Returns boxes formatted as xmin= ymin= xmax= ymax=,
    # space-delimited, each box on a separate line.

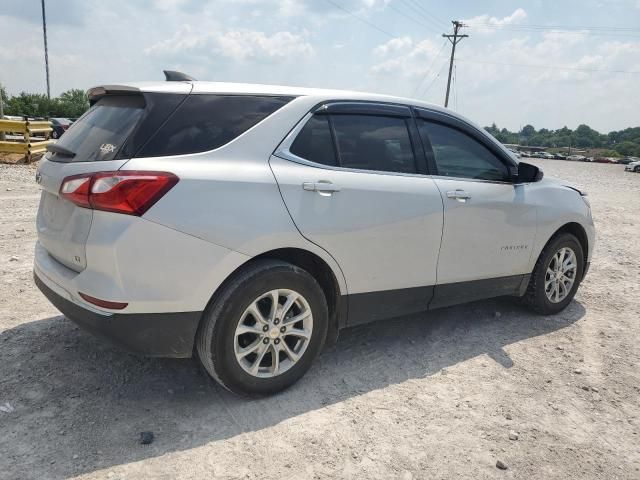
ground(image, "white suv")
xmin=34 ymin=73 xmax=595 ymax=396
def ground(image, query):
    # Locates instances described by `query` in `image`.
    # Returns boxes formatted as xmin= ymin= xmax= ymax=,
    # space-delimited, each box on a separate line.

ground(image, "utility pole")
xmin=442 ymin=21 xmax=467 ymax=108
xmin=41 ymin=0 xmax=50 ymax=99
xmin=0 ymin=88 xmax=4 ymax=141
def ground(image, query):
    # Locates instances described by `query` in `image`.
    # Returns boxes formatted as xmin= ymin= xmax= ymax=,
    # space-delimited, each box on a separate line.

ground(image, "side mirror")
xmin=516 ymin=162 xmax=543 ymax=183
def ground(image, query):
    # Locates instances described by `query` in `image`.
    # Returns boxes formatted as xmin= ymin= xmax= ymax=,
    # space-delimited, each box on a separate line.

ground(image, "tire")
xmin=51 ymin=130 xmax=59 ymax=139
xmin=635 ymin=166 xmax=640 ymax=173
xmin=196 ymin=259 xmax=328 ymax=397
xmin=522 ymin=233 xmax=584 ymax=315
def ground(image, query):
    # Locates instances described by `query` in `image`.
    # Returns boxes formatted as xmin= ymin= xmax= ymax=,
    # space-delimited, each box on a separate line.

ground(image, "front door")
xmin=416 ymin=118 xmax=536 ymax=307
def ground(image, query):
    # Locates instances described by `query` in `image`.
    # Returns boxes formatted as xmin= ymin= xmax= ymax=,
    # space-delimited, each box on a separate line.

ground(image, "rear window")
xmin=49 ymin=93 xmax=293 ymax=163
xmin=138 ymin=94 xmax=293 ymax=157
xmin=50 ymin=95 xmax=145 ymax=162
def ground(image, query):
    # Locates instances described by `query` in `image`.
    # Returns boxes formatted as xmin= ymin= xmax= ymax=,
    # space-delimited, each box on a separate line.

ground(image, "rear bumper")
xmin=34 ymin=272 xmax=201 ymax=358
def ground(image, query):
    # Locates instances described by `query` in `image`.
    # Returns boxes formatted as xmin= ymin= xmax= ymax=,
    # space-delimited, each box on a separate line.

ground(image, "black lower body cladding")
xmin=34 ymin=272 xmax=201 ymax=358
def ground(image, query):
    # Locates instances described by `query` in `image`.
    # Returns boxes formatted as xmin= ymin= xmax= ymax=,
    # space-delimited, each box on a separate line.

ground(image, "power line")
xmin=453 ymin=64 xmax=458 ymax=111
xmin=465 ymin=24 xmax=640 ymax=38
xmin=403 ymin=0 xmax=447 ymax=28
xmin=387 ymin=3 xmax=440 ymax=34
xmin=398 ymin=0 xmax=446 ymax=31
xmin=411 ymin=39 xmax=447 ymax=97
xmin=420 ymin=57 xmax=450 ymax=99
xmin=323 ymin=0 xmax=397 ymax=39
xmin=457 ymin=58 xmax=640 ymax=74
xmin=466 ymin=22 xmax=640 ymax=32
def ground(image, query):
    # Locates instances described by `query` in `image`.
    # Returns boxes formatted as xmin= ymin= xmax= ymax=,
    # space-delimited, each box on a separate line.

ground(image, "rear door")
xmin=271 ymin=103 xmax=444 ymax=325
xmin=415 ymin=112 xmax=536 ymax=307
xmin=36 ymin=92 xmax=185 ymax=271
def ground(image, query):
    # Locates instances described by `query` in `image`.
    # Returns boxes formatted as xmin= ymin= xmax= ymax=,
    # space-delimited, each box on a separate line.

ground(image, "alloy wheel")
xmin=234 ymin=289 xmax=313 ymax=378
xmin=544 ymin=247 xmax=578 ymax=303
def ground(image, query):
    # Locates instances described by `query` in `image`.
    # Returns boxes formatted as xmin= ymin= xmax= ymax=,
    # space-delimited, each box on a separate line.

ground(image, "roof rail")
xmin=163 ymin=70 xmax=197 ymax=82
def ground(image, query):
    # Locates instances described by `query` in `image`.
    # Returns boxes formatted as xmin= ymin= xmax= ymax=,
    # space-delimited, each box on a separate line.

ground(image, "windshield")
xmin=49 ymin=95 xmax=145 ymax=163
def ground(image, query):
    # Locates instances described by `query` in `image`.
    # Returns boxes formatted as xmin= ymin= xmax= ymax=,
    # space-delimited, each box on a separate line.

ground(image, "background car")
xmin=625 ymin=160 xmax=640 ymax=172
xmin=617 ymin=157 xmax=638 ymax=165
xmin=50 ymin=118 xmax=72 ymax=139
xmin=554 ymin=153 xmax=567 ymax=160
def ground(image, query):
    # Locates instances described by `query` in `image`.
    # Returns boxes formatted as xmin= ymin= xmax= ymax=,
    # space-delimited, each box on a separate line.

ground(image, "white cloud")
xmin=145 ymin=25 xmax=313 ymax=61
xmin=373 ymin=36 xmax=413 ymax=56
xmin=370 ymin=38 xmax=444 ymax=77
xmin=464 ymin=8 xmax=527 ymax=34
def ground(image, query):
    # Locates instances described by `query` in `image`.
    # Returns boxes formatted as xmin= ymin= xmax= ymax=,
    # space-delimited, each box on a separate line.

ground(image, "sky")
xmin=1 ymin=0 xmax=639 ymax=132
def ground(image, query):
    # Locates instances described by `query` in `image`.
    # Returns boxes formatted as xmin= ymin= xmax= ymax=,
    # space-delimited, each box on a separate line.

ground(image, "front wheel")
xmin=635 ymin=166 xmax=640 ymax=173
xmin=196 ymin=260 xmax=328 ymax=397
xmin=522 ymin=233 xmax=585 ymax=314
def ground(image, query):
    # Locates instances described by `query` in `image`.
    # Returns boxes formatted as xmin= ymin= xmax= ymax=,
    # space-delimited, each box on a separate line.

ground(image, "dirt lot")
xmin=1 ymin=159 xmax=639 ymax=479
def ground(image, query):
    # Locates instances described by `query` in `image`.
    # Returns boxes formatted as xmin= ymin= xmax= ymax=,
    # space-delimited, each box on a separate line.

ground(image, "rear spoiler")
xmin=87 ymin=80 xmax=194 ymax=106
xmin=87 ymin=85 xmax=141 ymax=106
xmin=87 ymin=71 xmax=196 ymax=105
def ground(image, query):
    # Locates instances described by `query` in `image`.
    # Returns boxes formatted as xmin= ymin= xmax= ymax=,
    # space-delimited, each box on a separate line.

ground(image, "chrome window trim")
xmin=429 ymin=175 xmax=517 ymax=186
xmin=273 ymin=111 xmax=428 ymax=179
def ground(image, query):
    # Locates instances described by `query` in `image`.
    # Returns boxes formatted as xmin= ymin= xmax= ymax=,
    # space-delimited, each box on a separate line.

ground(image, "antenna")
xmin=163 ymin=70 xmax=197 ymax=82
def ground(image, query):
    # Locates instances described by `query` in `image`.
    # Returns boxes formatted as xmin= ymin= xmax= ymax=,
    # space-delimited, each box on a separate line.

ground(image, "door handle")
xmin=446 ymin=189 xmax=471 ymax=200
xmin=302 ymin=182 xmax=341 ymax=193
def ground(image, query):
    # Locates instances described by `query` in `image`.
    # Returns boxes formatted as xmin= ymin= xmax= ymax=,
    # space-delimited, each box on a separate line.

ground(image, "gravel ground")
xmin=0 ymin=159 xmax=639 ymax=479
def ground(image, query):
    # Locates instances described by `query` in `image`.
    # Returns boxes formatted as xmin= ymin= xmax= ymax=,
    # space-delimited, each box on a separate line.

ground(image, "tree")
xmin=615 ymin=141 xmax=640 ymax=157
xmin=0 ymin=83 xmax=7 ymax=110
xmin=1 ymin=88 xmax=90 ymax=118
xmin=521 ymin=124 xmax=536 ymax=138
xmin=480 ymin=122 xmax=640 ymax=155
xmin=57 ymin=89 xmax=89 ymax=118
xmin=5 ymin=92 xmax=56 ymax=118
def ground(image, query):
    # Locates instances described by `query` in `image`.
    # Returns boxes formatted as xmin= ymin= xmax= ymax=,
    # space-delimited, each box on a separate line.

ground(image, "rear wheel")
xmin=522 ymin=233 xmax=584 ymax=314
xmin=196 ymin=260 xmax=328 ymax=397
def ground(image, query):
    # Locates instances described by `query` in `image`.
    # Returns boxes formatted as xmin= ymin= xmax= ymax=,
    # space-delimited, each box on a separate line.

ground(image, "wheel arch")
xmin=545 ymin=222 xmax=589 ymax=268
xmin=251 ymin=248 xmax=345 ymax=346
xmin=201 ymin=247 xmax=346 ymax=349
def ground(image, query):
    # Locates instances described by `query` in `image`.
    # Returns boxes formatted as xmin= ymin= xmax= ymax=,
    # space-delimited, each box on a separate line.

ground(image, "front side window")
xmin=418 ymin=120 xmax=510 ymax=181
xmin=139 ymin=94 xmax=293 ymax=157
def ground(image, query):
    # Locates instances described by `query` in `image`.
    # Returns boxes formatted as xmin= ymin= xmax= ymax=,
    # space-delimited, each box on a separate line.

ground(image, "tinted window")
xmin=418 ymin=120 xmax=509 ymax=181
xmin=49 ymin=95 xmax=145 ymax=163
xmin=140 ymin=95 xmax=292 ymax=157
xmin=290 ymin=115 xmax=337 ymax=166
xmin=331 ymin=115 xmax=416 ymax=174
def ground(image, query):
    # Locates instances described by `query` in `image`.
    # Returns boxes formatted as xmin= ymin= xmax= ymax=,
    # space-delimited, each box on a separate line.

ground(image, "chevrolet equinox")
xmin=34 ymin=72 xmax=595 ymax=396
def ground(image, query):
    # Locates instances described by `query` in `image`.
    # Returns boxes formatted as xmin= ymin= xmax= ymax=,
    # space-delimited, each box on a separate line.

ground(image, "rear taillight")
xmin=59 ymin=171 xmax=178 ymax=216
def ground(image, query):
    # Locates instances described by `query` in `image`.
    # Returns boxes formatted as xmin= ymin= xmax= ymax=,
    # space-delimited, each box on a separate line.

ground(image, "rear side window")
xmin=331 ymin=115 xmax=417 ymax=174
xmin=50 ymin=95 xmax=145 ymax=162
xmin=139 ymin=95 xmax=293 ymax=157
xmin=418 ymin=120 xmax=510 ymax=181
xmin=290 ymin=115 xmax=337 ymax=166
